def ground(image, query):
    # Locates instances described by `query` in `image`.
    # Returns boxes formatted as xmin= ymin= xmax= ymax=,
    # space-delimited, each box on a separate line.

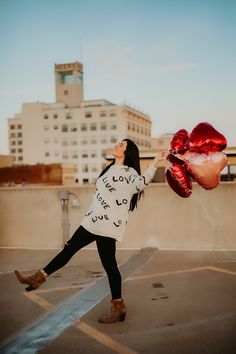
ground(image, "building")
xmin=0 ymin=163 xmax=76 ymax=187
xmin=0 ymin=155 xmax=14 ymax=168
xmin=8 ymin=61 xmax=152 ymax=184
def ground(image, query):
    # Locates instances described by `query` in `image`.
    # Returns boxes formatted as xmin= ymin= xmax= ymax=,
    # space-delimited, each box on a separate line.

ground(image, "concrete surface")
xmin=0 ymin=248 xmax=236 ymax=353
xmin=1 ymin=182 xmax=236 ymax=250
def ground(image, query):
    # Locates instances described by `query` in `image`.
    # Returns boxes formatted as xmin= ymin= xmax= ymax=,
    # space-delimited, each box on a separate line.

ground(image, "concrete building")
xmin=0 ymin=163 xmax=76 ymax=187
xmin=8 ymin=61 xmax=152 ymax=184
xmin=0 ymin=155 xmax=14 ymax=168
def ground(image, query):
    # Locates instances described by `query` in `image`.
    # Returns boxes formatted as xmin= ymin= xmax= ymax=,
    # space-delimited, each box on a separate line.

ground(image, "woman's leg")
xmin=15 ymin=226 xmax=96 ymax=291
xmin=96 ymin=236 xmax=122 ymax=300
xmin=96 ymin=236 xmax=126 ymax=323
xmin=43 ymin=226 xmax=96 ymax=275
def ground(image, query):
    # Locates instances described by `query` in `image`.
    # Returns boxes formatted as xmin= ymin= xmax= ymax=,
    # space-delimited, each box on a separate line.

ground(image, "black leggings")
xmin=43 ymin=226 xmax=122 ymax=300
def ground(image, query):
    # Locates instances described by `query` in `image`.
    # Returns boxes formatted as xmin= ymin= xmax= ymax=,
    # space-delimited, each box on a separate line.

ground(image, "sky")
xmin=0 ymin=0 xmax=235 ymax=154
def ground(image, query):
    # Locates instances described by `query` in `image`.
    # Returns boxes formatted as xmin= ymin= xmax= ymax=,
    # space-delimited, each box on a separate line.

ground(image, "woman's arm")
xmin=152 ymin=151 xmax=168 ymax=168
xmin=127 ymin=151 xmax=168 ymax=194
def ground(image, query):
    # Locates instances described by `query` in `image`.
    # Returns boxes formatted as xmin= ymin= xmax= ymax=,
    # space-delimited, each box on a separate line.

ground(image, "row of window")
xmin=131 ymin=138 xmax=151 ymax=148
xmin=44 ymin=151 xmax=100 ymax=159
xmin=13 ymin=156 xmax=23 ymax=161
xmin=44 ymin=136 xmax=118 ymax=145
xmin=11 ymin=148 xmax=23 ymax=153
xmin=128 ymin=123 xmax=150 ymax=136
xmin=10 ymin=132 xmax=23 ymax=138
xmin=10 ymin=124 xmax=22 ymax=130
xmin=43 ymin=111 xmax=117 ymax=120
xmin=10 ymin=140 xmax=22 ymax=146
xmin=44 ymin=122 xmax=117 ymax=132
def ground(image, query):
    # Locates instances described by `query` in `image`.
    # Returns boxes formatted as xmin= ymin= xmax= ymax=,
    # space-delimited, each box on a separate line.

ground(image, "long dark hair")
xmin=98 ymin=139 xmax=144 ymax=211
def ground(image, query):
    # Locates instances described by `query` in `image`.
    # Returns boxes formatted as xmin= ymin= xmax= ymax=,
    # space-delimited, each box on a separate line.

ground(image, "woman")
xmin=15 ymin=139 xmax=166 ymax=323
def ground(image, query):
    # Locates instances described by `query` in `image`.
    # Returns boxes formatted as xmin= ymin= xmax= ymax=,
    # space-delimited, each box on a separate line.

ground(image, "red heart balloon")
xmin=189 ymin=122 xmax=227 ymax=153
xmin=165 ymin=162 xmax=192 ymax=198
xmin=170 ymin=129 xmax=190 ymax=154
xmin=184 ymin=151 xmax=228 ymax=189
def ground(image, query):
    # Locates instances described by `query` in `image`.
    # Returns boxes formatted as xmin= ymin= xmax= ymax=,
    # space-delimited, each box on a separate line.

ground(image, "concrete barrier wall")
xmin=0 ymin=182 xmax=235 ymax=250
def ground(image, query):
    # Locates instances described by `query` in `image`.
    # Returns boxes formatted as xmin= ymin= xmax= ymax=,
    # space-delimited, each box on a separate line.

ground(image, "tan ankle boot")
xmin=98 ymin=299 xmax=126 ymax=323
xmin=15 ymin=270 xmax=47 ymax=291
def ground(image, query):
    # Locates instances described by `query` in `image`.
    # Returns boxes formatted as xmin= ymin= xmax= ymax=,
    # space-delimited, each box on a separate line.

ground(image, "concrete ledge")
xmin=0 ymin=182 xmax=235 ymax=250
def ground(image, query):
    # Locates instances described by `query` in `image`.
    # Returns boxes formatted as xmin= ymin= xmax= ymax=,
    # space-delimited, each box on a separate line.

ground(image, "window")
xmin=62 ymin=152 xmax=69 ymax=159
xmin=54 ymin=151 xmax=59 ymax=157
xmin=81 ymin=151 xmax=88 ymax=159
xmin=91 ymin=151 xmax=97 ymax=158
xmin=66 ymin=113 xmax=72 ymax=119
xmin=44 ymin=125 xmax=49 ymax=131
xmin=62 ymin=139 xmax=68 ymax=146
xmin=90 ymin=123 xmax=97 ymax=131
xmin=10 ymin=133 xmax=15 ymax=138
xmin=81 ymin=123 xmax=87 ymax=131
xmin=64 ymin=90 xmax=68 ymax=95
xmin=11 ymin=149 xmax=16 ymax=153
xmin=44 ymin=115 xmax=49 ymax=120
xmin=71 ymin=124 xmax=77 ymax=132
xmin=110 ymin=123 xmax=117 ymax=130
xmin=54 ymin=125 xmax=59 ymax=130
xmin=71 ymin=139 xmax=78 ymax=145
xmin=100 ymin=122 xmax=107 ymax=130
xmin=10 ymin=125 xmax=15 ymax=129
xmin=53 ymin=114 xmax=58 ymax=119
xmin=18 ymin=141 xmax=22 ymax=145
xmin=111 ymin=136 xmax=117 ymax=143
xmin=60 ymin=71 xmax=73 ymax=84
xmin=62 ymin=124 xmax=68 ymax=132
xmin=11 ymin=141 xmax=16 ymax=146
xmin=45 ymin=152 xmax=50 ymax=157
xmin=85 ymin=111 xmax=92 ymax=118
xmin=100 ymin=111 xmax=106 ymax=117
xmin=17 ymin=124 xmax=22 ymax=129
xmin=81 ymin=137 xmax=88 ymax=145
xmin=77 ymin=72 xmax=83 ymax=84
xmin=18 ymin=148 xmax=23 ymax=153
xmin=17 ymin=132 xmax=22 ymax=137
xmin=110 ymin=111 xmax=116 ymax=116
xmin=44 ymin=138 xmax=50 ymax=144
xmin=72 ymin=152 xmax=78 ymax=159
xmin=91 ymin=137 xmax=97 ymax=144
xmin=101 ymin=136 xmax=107 ymax=144
xmin=18 ymin=156 xmax=23 ymax=161
xmin=82 ymin=152 xmax=89 ymax=158
xmin=82 ymin=164 xmax=89 ymax=172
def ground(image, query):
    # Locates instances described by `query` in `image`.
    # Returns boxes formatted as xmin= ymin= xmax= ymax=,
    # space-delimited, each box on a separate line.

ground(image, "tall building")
xmin=8 ymin=61 xmax=152 ymax=184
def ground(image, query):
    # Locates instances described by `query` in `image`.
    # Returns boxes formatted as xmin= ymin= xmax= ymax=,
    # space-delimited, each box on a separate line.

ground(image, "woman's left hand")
xmin=153 ymin=151 xmax=168 ymax=167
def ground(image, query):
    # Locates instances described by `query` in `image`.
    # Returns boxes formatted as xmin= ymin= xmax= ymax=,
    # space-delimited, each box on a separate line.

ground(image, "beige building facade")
xmin=8 ymin=61 xmax=152 ymax=184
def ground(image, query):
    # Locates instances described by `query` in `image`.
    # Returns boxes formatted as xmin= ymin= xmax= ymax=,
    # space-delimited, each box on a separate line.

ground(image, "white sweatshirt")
xmin=81 ymin=163 xmax=157 ymax=242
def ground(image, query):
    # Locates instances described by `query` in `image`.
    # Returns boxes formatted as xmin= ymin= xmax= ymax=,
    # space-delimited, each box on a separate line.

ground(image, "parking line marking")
xmin=75 ymin=321 xmax=138 ymax=354
xmin=1 ymin=247 xmax=156 ymax=354
xmin=127 ymin=266 xmax=212 ymax=281
xmin=23 ymin=294 xmax=138 ymax=354
xmin=24 ymin=292 xmax=54 ymax=310
xmin=207 ymin=266 xmax=236 ymax=276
